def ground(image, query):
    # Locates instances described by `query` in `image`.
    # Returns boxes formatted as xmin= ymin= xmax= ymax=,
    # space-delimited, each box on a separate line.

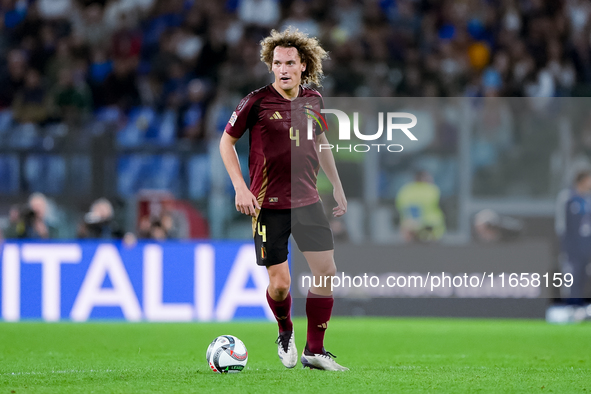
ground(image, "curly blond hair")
xmin=260 ymin=28 xmax=328 ymax=86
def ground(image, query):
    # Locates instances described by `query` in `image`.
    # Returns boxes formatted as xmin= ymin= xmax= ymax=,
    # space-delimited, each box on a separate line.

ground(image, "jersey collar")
xmin=269 ymin=83 xmax=302 ymax=101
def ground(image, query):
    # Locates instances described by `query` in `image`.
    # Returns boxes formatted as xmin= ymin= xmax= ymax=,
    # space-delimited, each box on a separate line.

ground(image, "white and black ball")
xmin=206 ymin=335 xmax=248 ymax=373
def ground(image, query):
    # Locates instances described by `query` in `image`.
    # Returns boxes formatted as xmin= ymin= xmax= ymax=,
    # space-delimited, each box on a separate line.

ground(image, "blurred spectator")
xmin=138 ymin=214 xmax=168 ymax=240
xmin=0 ymin=49 xmax=27 ymax=109
xmin=194 ymin=20 xmax=228 ymax=83
xmin=72 ymin=2 xmax=111 ymax=48
xmin=396 ymin=171 xmax=446 ymax=242
xmin=12 ymin=68 xmax=52 ymax=124
xmin=2 ymin=0 xmax=590 ymax=118
xmin=389 ymin=0 xmax=421 ymax=48
xmin=177 ymin=78 xmax=207 ymax=142
xmin=100 ymin=58 xmax=140 ymax=110
xmin=140 ymin=0 xmax=184 ymax=55
xmin=3 ymin=192 xmax=57 ymax=239
xmin=103 ymin=0 xmax=155 ymax=33
xmin=2 ymin=0 xmax=28 ymax=31
xmin=172 ymin=27 xmax=203 ymax=66
xmin=545 ymin=39 xmax=576 ymax=96
xmin=149 ymin=28 xmax=180 ymax=82
xmin=36 ymin=0 xmax=73 ymax=20
xmin=281 ymin=1 xmax=320 ymax=38
xmin=138 ymin=200 xmax=186 ymax=240
xmin=52 ymin=67 xmax=92 ymax=124
xmin=45 ymin=38 xmax=76 ymax=87
xmin=89 ymin=48 xmax=112 ymax=85
xmin=161 ymin=60 xmax=191 ymax=109
xmin=238 ymin=0 xmax=280 ymax=29
xmin=17 ymin=13 xmax=55 ymax=74
xmin=219 ymin=38 xmax=268 ymax=96
xmin=77 ymin=197 xmax=124 ymax=239
xmin=334 ymin=0 xmax=362 ymax=39
xmin=110 ymin=10 xmax=142 ymax=60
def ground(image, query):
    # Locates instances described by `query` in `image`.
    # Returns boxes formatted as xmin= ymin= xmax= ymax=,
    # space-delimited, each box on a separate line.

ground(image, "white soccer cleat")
xmin=276 ymin=331 xmax=298 ymax=368
xmin=301 ymin=347 xmax=349 ymax=371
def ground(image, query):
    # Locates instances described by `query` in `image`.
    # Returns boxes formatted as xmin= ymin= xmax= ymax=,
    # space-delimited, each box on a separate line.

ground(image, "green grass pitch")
xmin=0 ymin=317 xmax=589 ymax=393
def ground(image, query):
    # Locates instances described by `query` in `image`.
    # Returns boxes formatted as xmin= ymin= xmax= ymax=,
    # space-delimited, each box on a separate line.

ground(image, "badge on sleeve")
xmin=229 ymin=111 xmax=238 ymax=126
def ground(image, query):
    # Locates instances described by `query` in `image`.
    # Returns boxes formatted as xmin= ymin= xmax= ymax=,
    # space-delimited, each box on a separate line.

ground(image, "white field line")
xmin=3 ymin=369 xmax=115 ymax=376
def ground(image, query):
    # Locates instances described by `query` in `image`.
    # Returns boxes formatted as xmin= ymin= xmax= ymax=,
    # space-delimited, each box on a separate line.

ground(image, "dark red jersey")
xmin=225 ymin=84 xmax=323 ymax=209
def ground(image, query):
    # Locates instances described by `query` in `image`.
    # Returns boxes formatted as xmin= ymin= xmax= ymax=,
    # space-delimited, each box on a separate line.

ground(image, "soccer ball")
xmin=206 ymin=335 xmax=248 ymax=373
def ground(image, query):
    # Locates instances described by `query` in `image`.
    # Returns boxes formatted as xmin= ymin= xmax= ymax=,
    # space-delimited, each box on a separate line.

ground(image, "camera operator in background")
xmin=4 ymin=193 xmax=57 ymax=239
xmin=137 ymin=202 xmax=185 ymax=241
xmin=77 ymin=198 xmax=124 ymax=239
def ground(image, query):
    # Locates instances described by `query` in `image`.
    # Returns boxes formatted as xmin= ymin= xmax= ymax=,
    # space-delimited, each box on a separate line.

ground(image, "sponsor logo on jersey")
xmin=269 ymin=111 xmax=283 ymax=120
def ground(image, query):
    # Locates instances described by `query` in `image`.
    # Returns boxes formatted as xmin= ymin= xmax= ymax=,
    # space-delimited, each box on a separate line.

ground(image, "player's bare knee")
xmin=327 ymin=263 xmax=337 ymax=277
xmin=277 ymin=278 xmax=291 ymax=294
xmin=269 ymin=285 xmax=290 ymax=300
xmin=314 ymin=262 xmax=336 ymax=278
xmin=269 ymin=276 xmax=291 ymax=299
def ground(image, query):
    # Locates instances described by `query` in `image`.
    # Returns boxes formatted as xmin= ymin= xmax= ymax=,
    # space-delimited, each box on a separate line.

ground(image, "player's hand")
xmin=235 ymin=187 xmax=260 ymax=217
xmin=333 ymin=187 xmax=347 ymax=217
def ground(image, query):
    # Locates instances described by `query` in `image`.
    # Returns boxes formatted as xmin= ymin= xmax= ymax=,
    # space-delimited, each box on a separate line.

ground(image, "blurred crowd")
xmin=1 ymin=0 xmax=591 ymax=240
xmin=1 ymin=0 xmax=591 ymax=126
xmin=0 ymin=191 xmax=205 ymax=241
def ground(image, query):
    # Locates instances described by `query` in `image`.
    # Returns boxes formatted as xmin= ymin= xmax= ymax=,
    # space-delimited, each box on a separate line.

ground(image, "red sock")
xmin=305 ymin=290 xmax=334 ymax=354
xmin=266 ymin=290 xmax=293 ymax=333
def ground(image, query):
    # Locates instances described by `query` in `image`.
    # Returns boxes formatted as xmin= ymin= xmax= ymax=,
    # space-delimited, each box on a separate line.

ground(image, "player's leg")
xmin=561 ymin=254 xmax=587 ymax=306
xmin=266 ymin=261 xmax=298 ymax=367
xmin=292 ymin=202 xmax=348 ymax=371
xmin=299 ymin=249 xmax=347 ymax=371
xmin=254 ymin=208 xmax=298 ymax=368
xmin=303 ymin=249 xmax=335 ymax=351
xmin=266 ymin=261 xmax=293 ymax=331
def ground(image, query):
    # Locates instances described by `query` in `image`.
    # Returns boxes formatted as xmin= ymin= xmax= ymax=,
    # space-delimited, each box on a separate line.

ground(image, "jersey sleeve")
xmin=224 ymin=93 xmax=257 ymax=139
xmin=306 ymin=91 xmax=325 ymax=136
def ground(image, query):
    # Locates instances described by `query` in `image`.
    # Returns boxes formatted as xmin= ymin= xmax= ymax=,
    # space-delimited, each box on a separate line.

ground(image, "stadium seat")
xmin=187 ymin=154 xmax=210 ymax=200
xmin=24 ymin=154 xmax=66 ymax=195
xmin=0 ymin=154 xmax=19 ymax=194
xmin=117 ymin=107 xmax=158 ymax=147
xmin=117 ymin=154 xmax=181 ymax=196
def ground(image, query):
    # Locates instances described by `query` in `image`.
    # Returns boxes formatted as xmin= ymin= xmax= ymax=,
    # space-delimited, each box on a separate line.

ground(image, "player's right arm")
xmin=219 ymin=132 xmax=260 ymax=217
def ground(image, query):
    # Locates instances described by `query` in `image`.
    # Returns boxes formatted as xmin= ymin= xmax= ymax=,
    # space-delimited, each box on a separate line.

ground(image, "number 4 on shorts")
xmin=257 ymin=223 xmax=267 ymax=242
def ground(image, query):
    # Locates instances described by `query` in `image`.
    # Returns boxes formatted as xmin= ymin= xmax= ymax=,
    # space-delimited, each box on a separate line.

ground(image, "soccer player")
xmin=219 ymin=28 xmax=348 ymax=371
xmin=555 ymin=169 xmax=591 ymax=306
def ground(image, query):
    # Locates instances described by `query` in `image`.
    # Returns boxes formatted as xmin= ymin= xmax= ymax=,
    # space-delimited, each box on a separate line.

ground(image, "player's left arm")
xmin=316 ymin=132 xmax=347 ymax=217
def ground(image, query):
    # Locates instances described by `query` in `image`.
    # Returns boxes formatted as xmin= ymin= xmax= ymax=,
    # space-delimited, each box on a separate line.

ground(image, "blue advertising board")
xmin=0 ymin=241 xmax=273 ymax=322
